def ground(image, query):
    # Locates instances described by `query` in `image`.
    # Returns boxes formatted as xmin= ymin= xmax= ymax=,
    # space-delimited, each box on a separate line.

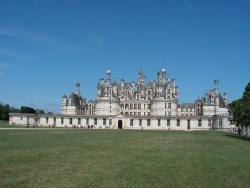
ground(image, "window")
xmin=147 ymin=112 xmax=150 ymax=116
xmin=147 ymin=119 xmax=151 ymax=126
xmin=78 ymin=118 xmax=81 ymax=125
xmin=167 ymin=119 xmax=170 ymax=126
xmin=167 ymin=89 xmax=170 ymax=94
xmin=94 ymin=118 xmax=97 ymax=125
xmin=167 ymin=96 xmax=170 ymax=99
xmin=187 ymin=119 xmax=190 ymax=126
xmin=70 ymin=118 xmax=72 ymax=125
xmin=130 ymin=104 xmax=133 ymax=109
xmin=158 ymin=119 xmax=161 ymax=126
xmin=61 ymin=118 xmax=64 ymax=124
xmin=168 ymin=103 xmax=171 ymax=109
xmin=198 ymin=119 xmax=202 ymax=127
xmin=208 ymin=119 xmax=212 ymax=127
xmin=219 ymin=119 xmax=223 ymax=127
xmin=109 ymin=119 xmax=112 ymax=126
xmin=147 ymin=104 xmax=151 ymax=109
xmin=177 ymin=119 xmax=180 ymax=126
xmin=86 ymin=118 xmax=89 ymax=125
xmin=103 ymin=119 xmax=106 ymax=125
xmin=168 ymin=111 xmax=171 ymax=116
xmin=139 ymin=119 xmax=142 ymax=126
xmin=134 ymin=104 xmax=137 ymax=109
xmin=138 ymin=112 xmax=141 ymax=116
xmin=20 ymin=117 xmax=23 ymax=120
xmin=130 ymin=119 xmax=133 ymax=126
xmin=138 ymin=104 xmax=141 ymax=109
xmin=165 ymin=103 xmax=167 ymax=109
xmin=46 ymin=117 xmax=49 ymax=124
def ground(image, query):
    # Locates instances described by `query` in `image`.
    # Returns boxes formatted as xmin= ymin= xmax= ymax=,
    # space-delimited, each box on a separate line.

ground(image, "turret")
xmin=62 ymin=95 xmax=67 ymax=106
xmin=223 ymin=93 xmax=228 ymax=105
xmin=214 ymin=79 xmax=219 ymax=94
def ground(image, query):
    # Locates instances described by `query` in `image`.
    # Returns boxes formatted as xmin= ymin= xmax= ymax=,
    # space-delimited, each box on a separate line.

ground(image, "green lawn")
xmin=0 ymin=128 xmax=249 ymax=188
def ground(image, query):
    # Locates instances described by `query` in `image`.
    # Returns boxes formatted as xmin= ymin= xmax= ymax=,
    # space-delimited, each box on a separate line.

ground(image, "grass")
xmin=0 ymin=120 xmax=27 ymax=128
xmin=0 ymin=123 xmax=250 ymax=187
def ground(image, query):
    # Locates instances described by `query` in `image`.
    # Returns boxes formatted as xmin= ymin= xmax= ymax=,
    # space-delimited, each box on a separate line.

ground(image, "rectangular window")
xmin=158 ymin=119 xmax=161 ymax=126
xmin=78 ymin=118 xmax=81 ymax=125
xmin=109 ymin=119 xmax=112 ymax=126
xmin=165 ymin=103 xmax=167 ymax=109
xmin=94 ymin=118 xmax=97 ymax=125
xmin=219 ymin=119 xmax=223 ymax=127
xmin=177 ymin=119 xmax=180 ymax=126
xmin=147 ymin=119 xmax=150 ymax=126
xmin=147 ymin=104 xmax=151 ymax=109
xmin=208 ymin=119 xmax=212 ymax=127
xmin=86 ymin=118 xmax=89 ymax=125
xmin=20 ymin=117 xmax=23 ymax=120
xmin=134 ymin=104 xmax=137 ymax=109
xmin=198 ymin=119 xmax=202 ymax=127
xmin=138 ymin=112 xmax=141 ymax=116
xmin=70 ymin=118 xmax=72 ymax=125
xmin=187 ymin=119 xmax=190 ymax=126
xmin=139 ymin=119 xmax=142 ymax=126
xmin=130 ymin=119 xmax=133 ymax=126
xmin=46 ymin=117 xmax=49 ymax=124
xmin=138 ymin=104 xmax=141 ymax=109
xmin=167 ymin=89 xmax=170 ymax=94
xmin=168 ymin=111 xmax=171 ymax=116
xmin=168 ymin=103 xmax=171 ymax=109
xmin=167 ymin=119 xmax=170 ymax=126
xmin=103 ymin=119 xmax=106 ymax=125
xmin=61 ymin=118 xmax=64 ymax=124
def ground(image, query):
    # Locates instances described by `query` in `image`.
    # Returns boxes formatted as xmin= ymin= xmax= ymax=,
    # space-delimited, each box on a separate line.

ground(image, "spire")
xmin=214 ymin=79 xmax=219 ymax=89
xmin=75 ymin=82 xmax=80 ymax=96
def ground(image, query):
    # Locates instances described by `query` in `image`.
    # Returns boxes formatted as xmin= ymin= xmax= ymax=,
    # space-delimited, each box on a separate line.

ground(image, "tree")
xmin=10 ymin=107 xmax=20 ymax=113
xmin=20 ymin=106 xmax=36 ymax=114
xmin=1 ymin=104 xmax=10 ymax=120
xmin=0 ymin=102 xmax=2 ymax=120
xmin=228 ymin=82 xmax=250 ymax=136
xmin=36 ymin=108 xmax=45 ymax=114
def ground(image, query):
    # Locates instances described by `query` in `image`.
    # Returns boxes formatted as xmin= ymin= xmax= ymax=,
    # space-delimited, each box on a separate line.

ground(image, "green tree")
xmin=10 ymin=107 xmax=20 ymax=113
xmin=20 ymin=106 xmax=36 ymax=114
xmin=36 ymin=108 xmax=45 ymax=114
xmin=228 ymin=82 xmax=250 ymax=136
xmin=0 ymin=102 xmax=2 ymax=120
xmin=1 ymin=104 xmax=10 ymax=120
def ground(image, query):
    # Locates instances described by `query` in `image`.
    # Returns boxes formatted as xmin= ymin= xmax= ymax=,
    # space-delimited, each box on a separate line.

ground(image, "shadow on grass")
xmin=225 ymin=133 xmax=250 ymax=142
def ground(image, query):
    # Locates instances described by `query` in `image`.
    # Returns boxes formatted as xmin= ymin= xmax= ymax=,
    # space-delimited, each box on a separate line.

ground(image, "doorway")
xmin=118 ymin=120 xmax=123 ymax=129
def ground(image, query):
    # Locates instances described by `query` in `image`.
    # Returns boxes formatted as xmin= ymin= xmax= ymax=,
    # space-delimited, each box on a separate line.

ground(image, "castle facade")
xmin=9 ymin=68 xmax=233 ymax=131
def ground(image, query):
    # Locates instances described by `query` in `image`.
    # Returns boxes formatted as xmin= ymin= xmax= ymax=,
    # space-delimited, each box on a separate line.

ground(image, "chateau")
xmin=9 ymin=68 xmax=233 ymax=130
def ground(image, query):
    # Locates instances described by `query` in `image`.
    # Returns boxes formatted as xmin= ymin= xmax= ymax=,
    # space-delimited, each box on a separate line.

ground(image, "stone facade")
xmin=9 ymin=67 xmax=234 ymax=131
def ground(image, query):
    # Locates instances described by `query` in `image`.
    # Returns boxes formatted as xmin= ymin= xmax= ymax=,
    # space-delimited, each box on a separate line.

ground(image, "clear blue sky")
xmin=0 ymin=0 xmax=249 ymax=113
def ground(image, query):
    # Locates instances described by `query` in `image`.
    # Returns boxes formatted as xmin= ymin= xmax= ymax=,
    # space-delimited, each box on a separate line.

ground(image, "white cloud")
xmin=0 ymin=28 xmax=86 ymax=54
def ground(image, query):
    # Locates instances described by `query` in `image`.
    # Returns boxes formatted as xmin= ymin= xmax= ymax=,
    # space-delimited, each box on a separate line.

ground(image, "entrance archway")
xmin=118 ymin=120 xmax=123 ymax=129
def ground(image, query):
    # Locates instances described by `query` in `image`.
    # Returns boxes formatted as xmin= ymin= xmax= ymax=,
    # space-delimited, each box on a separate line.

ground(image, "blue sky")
xmin=0 ymin=0 xmax=249 ymax=113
